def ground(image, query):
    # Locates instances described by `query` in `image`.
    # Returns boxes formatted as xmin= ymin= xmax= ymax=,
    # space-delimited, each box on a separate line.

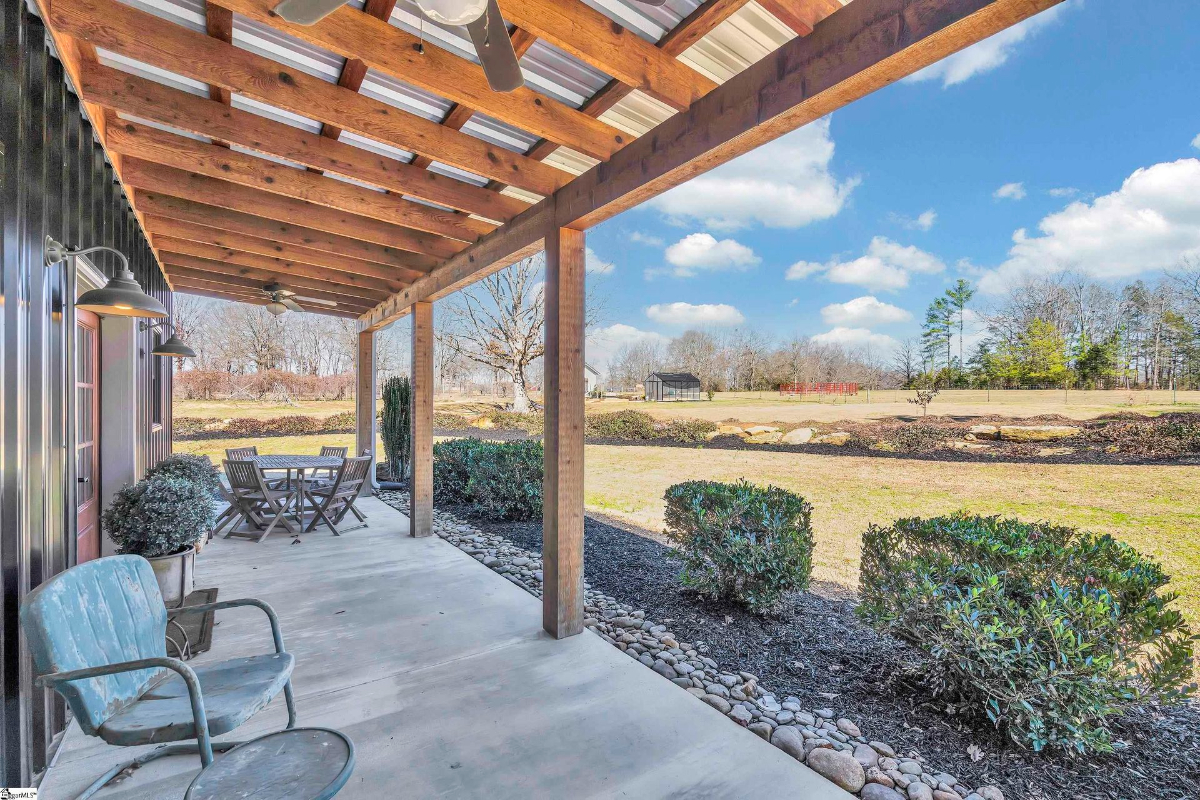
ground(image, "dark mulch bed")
xmin=443 ymin=503 xmax=1200 ymax=800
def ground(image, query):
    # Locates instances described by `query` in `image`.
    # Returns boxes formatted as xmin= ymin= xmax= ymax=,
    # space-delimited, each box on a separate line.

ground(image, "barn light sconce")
xmin=44 ymin=236 xmax=168 ymax=319
xmin=139 ymin=320 xmax=197 ymax=358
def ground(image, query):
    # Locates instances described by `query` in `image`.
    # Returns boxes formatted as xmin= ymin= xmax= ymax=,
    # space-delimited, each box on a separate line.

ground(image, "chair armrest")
xmin=168 ymin=598 xmax=286 ymax=654
xmin=38 ymin=657 xmax=215 ymax=765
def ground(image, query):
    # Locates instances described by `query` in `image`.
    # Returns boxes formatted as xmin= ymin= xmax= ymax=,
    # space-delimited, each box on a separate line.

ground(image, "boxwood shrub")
xmin=144 ymin=453 xmax=221 ymax=494
xmin=663 ymin=480 xmax=815 ymax=613
xmin=432 ymin=438 xmax=543 ymax=520
xmin=858 ymin=514 xmax=1196 ymax=753
xmin=102 ymin=475 xmax=215 ymax=558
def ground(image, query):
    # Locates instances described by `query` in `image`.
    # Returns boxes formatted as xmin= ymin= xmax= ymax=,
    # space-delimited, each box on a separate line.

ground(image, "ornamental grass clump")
xmin=664 ymin=480 xmax=814 ymax=613
xmin=858 ymin=514 xmax=1196 ymax=754
xmin=432 ymin=438 xmax=543 ymax=520
xmin=102 ymin=475 xmax=215 ymax=558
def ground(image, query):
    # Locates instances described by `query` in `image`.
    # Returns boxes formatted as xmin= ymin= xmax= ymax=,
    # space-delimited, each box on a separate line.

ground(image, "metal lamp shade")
xmin=77 ymin=270 xmax=168 ymax=318
xmin=265 ymin=301 xmax=288 ymax=317
xmin=151 ymin=333 xmax=196 ymax=358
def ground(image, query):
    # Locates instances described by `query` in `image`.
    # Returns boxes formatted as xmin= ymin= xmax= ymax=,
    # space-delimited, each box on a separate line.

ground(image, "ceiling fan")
xmin=260 ymin=282 xmax=338 ymax=316
xmin=271 ymin=0 xmax=665 ymax=93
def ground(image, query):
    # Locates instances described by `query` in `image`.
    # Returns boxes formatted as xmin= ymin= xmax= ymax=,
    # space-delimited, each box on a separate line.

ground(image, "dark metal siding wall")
xmin=0 ymin=0 xmax=173 ymax=785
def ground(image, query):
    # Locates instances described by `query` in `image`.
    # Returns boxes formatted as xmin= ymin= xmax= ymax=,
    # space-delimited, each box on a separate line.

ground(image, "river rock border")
xmin=377 ymin=491 xmax=1005 ymax=800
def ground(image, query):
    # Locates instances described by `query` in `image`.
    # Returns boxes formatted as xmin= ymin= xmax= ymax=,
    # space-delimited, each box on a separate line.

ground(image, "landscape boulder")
xmin=968 ymin=424 xmax=999 ymax=439
xmin=998 ymin=425 xmax=1080 ymax=442
xmin=814 ymin=431 xmax=852 ymax=446
xmin=746 ymin=432 xmax=783 ymax=444
xmin=781 ymin=427 xmax=814 ymax=444
xmin=744 ymin=425 xmax=780 ymax=435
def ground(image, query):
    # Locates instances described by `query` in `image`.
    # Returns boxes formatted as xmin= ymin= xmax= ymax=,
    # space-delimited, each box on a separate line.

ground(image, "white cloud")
xmin=587 ymin=323 xmax=670 ymax=375
xmin=994 ymin=182 xmax=1027 ymax=200
xmin=789 ymin=237 xmax=945 ymax=292
xmin=889 ymin=209 xmax=937 ymax=231
xmin=630 ymin=231 xmax=664 ymax=247
xmin=660 ymin=233 xmax=760 ymax=278
xmin=1192 ymin=133 xmax=1200 ymax=150
xmin=1048 ymin=187 xmax=1078 ymax=198
xmin=649 ymin=118 xmax=859 ymax=231
xmin=585 ymin=247 xmax=614 ymax=275
xmin=810 ymin=327 xmax=900 ymax=353
xmin=904 ymin=3 xmax=1068 ymax=87
xmin=979 ymin=158 xmax=1200 ymax=293
xmin=820 ymin=296 xmax=912 ymax=327
xmin=645 ymin=302 xmax=745 ymax=327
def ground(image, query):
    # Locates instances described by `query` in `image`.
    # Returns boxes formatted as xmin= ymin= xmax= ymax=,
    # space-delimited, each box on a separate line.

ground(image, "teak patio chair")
xmin=19 ymin=555 xmax=297 ymax=799
xmin=303 ymin=456 xmax=371 ymax=536
xmin=226 ymin=445 xmax=288 ymax=489
xmin=310 ymin=445 xmax=348 ymax=484
xmin=223 ymin=459 xmax=297 ymax=543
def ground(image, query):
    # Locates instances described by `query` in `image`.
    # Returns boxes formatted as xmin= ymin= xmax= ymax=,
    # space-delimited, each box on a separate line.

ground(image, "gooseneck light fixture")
xmin=44 ymin=236 xmax=168 ymax=319
xmin=139 ymin=320 xmax=198 ymax=359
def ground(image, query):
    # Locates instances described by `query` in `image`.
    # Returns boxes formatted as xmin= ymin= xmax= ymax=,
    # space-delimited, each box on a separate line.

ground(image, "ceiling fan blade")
xmin=272 ymin=0 xmax=347 ymax=25
xmin=465 ymin=0 xmax=524 ymax=93
xmin=282 ymin=297 xmax=305 ymax=313
xmin=295 ymin=296 xmax=338 ymax=307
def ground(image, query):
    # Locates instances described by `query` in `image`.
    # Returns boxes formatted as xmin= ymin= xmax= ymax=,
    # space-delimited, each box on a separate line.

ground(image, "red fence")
xmin=778 ymin=382 xmax=859 ymax=396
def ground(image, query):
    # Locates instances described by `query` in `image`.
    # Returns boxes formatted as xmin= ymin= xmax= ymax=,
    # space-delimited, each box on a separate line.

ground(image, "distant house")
xmin=644 ymin=372 xmax=701 ymax=402
xmin=584 ymin=363 xmax=600 ymax=395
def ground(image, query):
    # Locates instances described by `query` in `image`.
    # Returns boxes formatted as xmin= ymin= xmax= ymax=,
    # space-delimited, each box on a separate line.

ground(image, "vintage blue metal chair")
xmin=20 ymin=555 xmax=297 ymax=799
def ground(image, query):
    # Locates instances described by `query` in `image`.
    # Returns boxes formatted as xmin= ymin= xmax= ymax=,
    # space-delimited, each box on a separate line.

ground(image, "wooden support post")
xmin=410 ymin=301 xmax=434 ymax=538
xmin=542 ymin=227 xmax=585 ymax=639
xmin=356 ymin=329 xmax=377 ymax=490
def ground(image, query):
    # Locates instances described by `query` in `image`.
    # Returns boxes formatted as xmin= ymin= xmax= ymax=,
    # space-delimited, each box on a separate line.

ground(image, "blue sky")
xmin=582 ymin=0 xmax=1200 ymax=369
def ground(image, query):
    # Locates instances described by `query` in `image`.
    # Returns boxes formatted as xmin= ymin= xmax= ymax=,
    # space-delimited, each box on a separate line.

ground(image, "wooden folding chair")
xmin=222 ymin=460 xmax=297 ymax=543
xmin=310 ymin=446 xmax=348 ymax=484
xmin=227 ymin=446 xmax=288 ymax=489
xmin=303 ymin=456 xmax=371 ymax=536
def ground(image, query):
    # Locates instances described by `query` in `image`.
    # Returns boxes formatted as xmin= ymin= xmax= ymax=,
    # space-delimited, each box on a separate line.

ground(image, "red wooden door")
xmin=75 ymin=309 xmax=101 ymax=563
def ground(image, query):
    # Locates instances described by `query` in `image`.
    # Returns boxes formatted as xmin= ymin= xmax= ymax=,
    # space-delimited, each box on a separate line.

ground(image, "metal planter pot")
xmin=146 ymin=547 xmax=195 ymax=606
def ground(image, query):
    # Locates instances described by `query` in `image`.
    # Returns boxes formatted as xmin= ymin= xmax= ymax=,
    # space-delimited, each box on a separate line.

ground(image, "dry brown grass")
xmin=584 ymin=444 xmax=1200 ymax=637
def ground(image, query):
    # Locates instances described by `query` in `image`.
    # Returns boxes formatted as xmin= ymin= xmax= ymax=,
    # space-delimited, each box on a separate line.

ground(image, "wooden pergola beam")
xmin=142 ymin=215 xmax=411 ymax=284
xmin=106 ymin=120 xmax=492 ymax=243
xmin=120 ymin=158 xmax=464 ymax=259
xmin=215 ymin=0 xmax=627 ymax=161
xmin=319 ymin=0 xmax=398 ymax=142
xmin=134 ymin=191 xmax=438 ymax=273
xmin=50 ymin=0 xmax=571 ymax=197
xmin=80 ymin=64 xmax=529 ymax=222
xmin=361 ymin=0 xmax=1064 ymax=331
xmin=498 ymin=0 xmax=717 ymax=112
xmin=153 ymin=241 xmax=407 ymax=295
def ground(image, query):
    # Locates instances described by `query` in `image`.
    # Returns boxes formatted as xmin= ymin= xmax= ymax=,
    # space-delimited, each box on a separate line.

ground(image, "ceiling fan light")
xmin=265 ymin=301 xmax=288 ymax=317
xmin=416 ymin=0 xmax=487 ymax=26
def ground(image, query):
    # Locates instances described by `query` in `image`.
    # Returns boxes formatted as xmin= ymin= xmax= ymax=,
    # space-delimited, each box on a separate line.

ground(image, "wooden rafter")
xmin=214 ymin=0 xmax=628 ymax=161
xmin=361 ymin=0 xmax=1065 ymax=331
xmin=79 ymin=64 xmax=529 ymax=222
xmin=203 ymin=0 xmax=233 ymax=148
xmin=497 ymin=0 xmax=717 ymax=112
xmin=318 ymin=0 xmax=398 ymax=143
xmin=51 ymin=0 xmax=572 ymax=197
xmin=160 ymin=263 xmax=386 ymax=306
xmin=152 ymin=238 xmax=413 ymax=291
xmin=133 ymin=191 xmax=438 ymax=272
xmin=168 ymin=282 xmax=360 ymax=318
xmin=106 ymin=121 xmax=492 ymax=243
xmin=141 ymin=216 xmax=413 ymax=286
xmin=119 ymin=158 xmax=466 ymax=259
xmin=757 ymin=0 xmax=845 ymax=36
xmin=409 ymin=28 xmax=539 ymax=171
xmin=161 ymin=248 xmax=405 ymax=295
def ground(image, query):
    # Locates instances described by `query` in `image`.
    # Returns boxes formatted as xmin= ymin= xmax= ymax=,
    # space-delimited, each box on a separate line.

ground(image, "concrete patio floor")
xmin=42 ymin=497 xmax=850 ymax=799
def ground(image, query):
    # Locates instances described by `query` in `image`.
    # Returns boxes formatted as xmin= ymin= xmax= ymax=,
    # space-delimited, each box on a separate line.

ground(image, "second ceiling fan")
xmin=271 ymin=0 xmax=666 ymax=93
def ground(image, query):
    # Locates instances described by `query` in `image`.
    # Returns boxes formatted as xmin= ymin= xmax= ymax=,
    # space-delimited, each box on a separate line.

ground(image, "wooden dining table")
xmin=250 ymin=455 xmax=344 ymax=524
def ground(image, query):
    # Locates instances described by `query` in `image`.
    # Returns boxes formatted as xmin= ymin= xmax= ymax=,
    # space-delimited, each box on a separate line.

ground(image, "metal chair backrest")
xmin=224 ymin=459 xmax=268 ymax=494
xmin=319 ymin=446 xmax=348 ymax=459
xmin=226 ymin=446 xmax=258 ymax=461
xmin=329 ymin=456 xmax=372 ymax=496
xmin=19 ymin=556 xmax=168 ymax=735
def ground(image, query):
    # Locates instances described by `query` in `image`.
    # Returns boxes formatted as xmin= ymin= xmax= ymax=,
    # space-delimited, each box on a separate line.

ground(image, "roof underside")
xmin=36 ymin=0 xmax=1060 ymax=326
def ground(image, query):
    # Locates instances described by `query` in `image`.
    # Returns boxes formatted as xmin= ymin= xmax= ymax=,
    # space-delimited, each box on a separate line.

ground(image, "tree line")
xmin=904 ymin=262 xmax=1200 ymax=389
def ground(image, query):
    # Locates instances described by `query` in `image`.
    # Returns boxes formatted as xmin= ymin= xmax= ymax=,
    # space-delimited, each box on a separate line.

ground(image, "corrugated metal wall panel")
xmin=0 ymin=3 xmax=173 ymax=785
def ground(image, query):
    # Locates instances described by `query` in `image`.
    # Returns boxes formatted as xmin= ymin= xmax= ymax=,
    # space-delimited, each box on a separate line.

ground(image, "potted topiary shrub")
xmin=102 ymin=474 xmax=215 ymax=605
